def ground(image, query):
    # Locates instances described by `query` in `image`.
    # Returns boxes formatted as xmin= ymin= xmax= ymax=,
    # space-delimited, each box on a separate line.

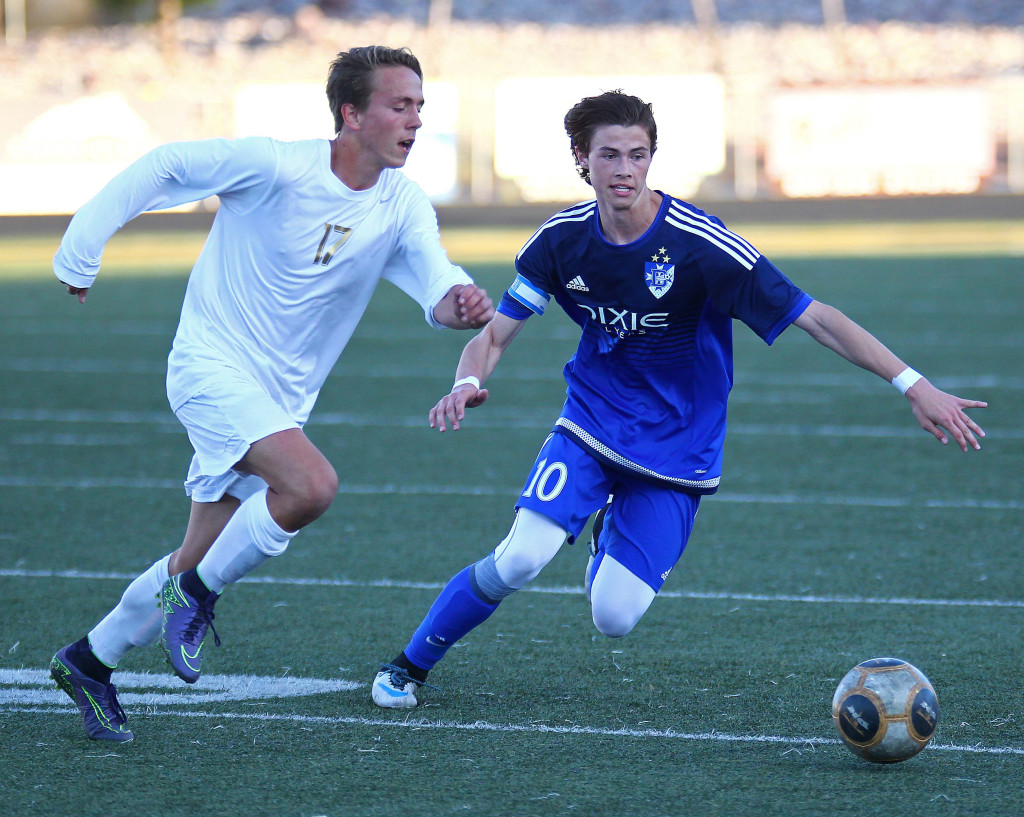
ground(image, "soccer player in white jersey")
xmin=371 ymin=90 xmax=987 ymax=708
xmin=48 ymin=45 xmax=494 ymax=742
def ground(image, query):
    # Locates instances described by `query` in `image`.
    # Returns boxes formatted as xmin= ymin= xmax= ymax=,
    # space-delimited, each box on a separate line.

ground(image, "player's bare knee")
xmin=283 ymin=465 xmax=337 ymax=525
xmin=315 ymin=464 xmax=339 ymax=511
xmin=304 ymin=468 xmax=338 ymax=519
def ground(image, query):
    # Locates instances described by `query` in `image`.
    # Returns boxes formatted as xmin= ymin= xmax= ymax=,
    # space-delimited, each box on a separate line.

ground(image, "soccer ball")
xmin=831 ymin=657 xmax=939 ymax=763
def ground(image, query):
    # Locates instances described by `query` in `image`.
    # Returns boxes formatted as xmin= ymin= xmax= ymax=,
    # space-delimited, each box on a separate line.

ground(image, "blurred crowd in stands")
xmin=1 ymin=0 xmax=1021 ymax=206
xmin=2 ymin=2 xmax=1021 ymax=98
xmin=205 ymin=0 xmax=1024 ymax=27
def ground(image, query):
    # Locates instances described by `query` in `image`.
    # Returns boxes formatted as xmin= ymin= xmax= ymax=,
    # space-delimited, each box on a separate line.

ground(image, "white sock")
xmin=196 ymin=488 xmax=295 ymax=593
xmin=88 ymin=554 xmax=171 ymax=667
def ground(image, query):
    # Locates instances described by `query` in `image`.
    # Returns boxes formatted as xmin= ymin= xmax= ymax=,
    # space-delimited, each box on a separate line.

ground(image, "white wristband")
xmin=452 ymin=375 xmax=481 ymax=392
xmin=891 ymin=367 xmax=922 ymax=395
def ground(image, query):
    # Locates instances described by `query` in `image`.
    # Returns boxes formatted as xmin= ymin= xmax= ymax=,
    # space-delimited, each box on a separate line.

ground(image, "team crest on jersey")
xmin=644 ymin=248 xmax=674 ymax=299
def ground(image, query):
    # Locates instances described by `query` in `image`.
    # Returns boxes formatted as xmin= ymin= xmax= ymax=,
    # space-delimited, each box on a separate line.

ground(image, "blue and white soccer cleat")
xmin=50 ymin=646 xmax=134 ymax=742
xmin=159 ymin=571 xmax=220 ymax=684
xmin=372 ymin=664 xmax=423 ymax=709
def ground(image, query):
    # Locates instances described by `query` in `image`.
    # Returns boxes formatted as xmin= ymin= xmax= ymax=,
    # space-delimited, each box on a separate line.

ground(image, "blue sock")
xmin=403 ymin=565 xmax=500 ymax=671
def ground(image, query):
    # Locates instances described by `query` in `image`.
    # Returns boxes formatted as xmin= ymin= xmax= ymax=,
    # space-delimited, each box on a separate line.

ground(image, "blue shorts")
xmin=515 ymin=431 xmax=700 ymax=592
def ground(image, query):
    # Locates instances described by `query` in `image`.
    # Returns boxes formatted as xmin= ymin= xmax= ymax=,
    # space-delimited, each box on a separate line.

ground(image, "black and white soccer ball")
xmin=831 ymin=657 xmax=939 ymax=763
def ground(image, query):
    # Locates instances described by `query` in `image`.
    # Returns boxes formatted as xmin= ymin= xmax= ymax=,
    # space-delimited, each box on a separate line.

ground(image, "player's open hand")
xmin=906 ymin=379 xmax=987 ymax=452
xmin=429 ymin=383 xmax=490 ymax=432
xmin=455 ymin=284 xmax=494 ymax=328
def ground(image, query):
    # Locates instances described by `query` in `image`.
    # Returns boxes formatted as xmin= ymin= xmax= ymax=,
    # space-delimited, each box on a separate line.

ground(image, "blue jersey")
xmin=499 ymin=194 xmax=812 ymax=495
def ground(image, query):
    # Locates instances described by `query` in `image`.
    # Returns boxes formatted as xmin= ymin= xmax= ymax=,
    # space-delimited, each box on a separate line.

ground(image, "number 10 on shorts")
xmin=522 ymin=458 xmax=568 ymax=501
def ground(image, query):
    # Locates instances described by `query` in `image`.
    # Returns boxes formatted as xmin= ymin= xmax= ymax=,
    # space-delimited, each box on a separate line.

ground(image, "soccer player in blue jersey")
xmin=371 ymin=90 xmax=987 ymax=708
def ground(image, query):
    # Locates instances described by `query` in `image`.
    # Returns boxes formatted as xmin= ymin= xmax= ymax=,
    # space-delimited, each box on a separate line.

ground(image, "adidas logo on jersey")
xmin=566 ymin=276 xmax=590 ymax=292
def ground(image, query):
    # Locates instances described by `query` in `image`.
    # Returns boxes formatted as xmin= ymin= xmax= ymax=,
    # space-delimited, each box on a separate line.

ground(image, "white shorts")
xmin=174 ymin=372 xmax=299 ymax=503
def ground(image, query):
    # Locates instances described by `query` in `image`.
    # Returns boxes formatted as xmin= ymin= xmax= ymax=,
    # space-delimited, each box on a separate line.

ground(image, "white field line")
xmin=7 ymin=420 xmax=1024 ymax=441
xmin=2 ymin=359 xmax=1023 ymax=394
xmin=4 ymin=704 xmax=1022 ymax=756
xmin=2 ymin=568 xmax=1022 ymax=610
xmin=4 ymin=319 xmax=1024 ymax=347
xmin=1 ymin=407 xmax=1018 ymax=439
xmin=0 ymin=668 xmax=360 ymax=706
xmin=2 ymin=359 xmax=1022 ymax=391
xmin=0 ymin=475 xmax=1020 ymax=511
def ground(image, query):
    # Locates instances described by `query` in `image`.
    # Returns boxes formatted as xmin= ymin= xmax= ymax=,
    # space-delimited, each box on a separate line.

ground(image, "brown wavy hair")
xmin=564 ymin=90 xmax=657 ymax=185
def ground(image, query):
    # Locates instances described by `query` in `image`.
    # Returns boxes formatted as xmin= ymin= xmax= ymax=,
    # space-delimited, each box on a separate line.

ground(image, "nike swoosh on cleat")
xmin=180 ymin=645 xmax=202 ymax=672
xmin=374 ymin=681 xmax=410 ymax=698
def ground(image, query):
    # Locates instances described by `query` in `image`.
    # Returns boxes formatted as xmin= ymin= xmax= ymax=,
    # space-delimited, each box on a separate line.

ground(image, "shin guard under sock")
xmin=87 ymin=553 xmax=171 ymax=668
xmin=402 ymin=565 xmax=500 ymax=671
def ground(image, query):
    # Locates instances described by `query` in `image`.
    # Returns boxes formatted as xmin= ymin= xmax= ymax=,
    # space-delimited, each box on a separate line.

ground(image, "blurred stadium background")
xmin=1 ymin=0 xmax=1023 ymax=227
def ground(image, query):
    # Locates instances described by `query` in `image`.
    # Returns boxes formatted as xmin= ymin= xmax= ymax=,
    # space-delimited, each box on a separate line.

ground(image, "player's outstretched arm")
xmin=793 ymin=300 xmax=987 ymax=451
xmin=432 ymin=283 xmax=494 ymax=329
xmin=429 ymin=312 xmax=527 ymax=432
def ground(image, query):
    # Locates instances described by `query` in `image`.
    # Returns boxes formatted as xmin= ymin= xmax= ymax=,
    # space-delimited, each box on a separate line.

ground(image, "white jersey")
xmin=54 ymin=137 xmax=472 ymax=423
